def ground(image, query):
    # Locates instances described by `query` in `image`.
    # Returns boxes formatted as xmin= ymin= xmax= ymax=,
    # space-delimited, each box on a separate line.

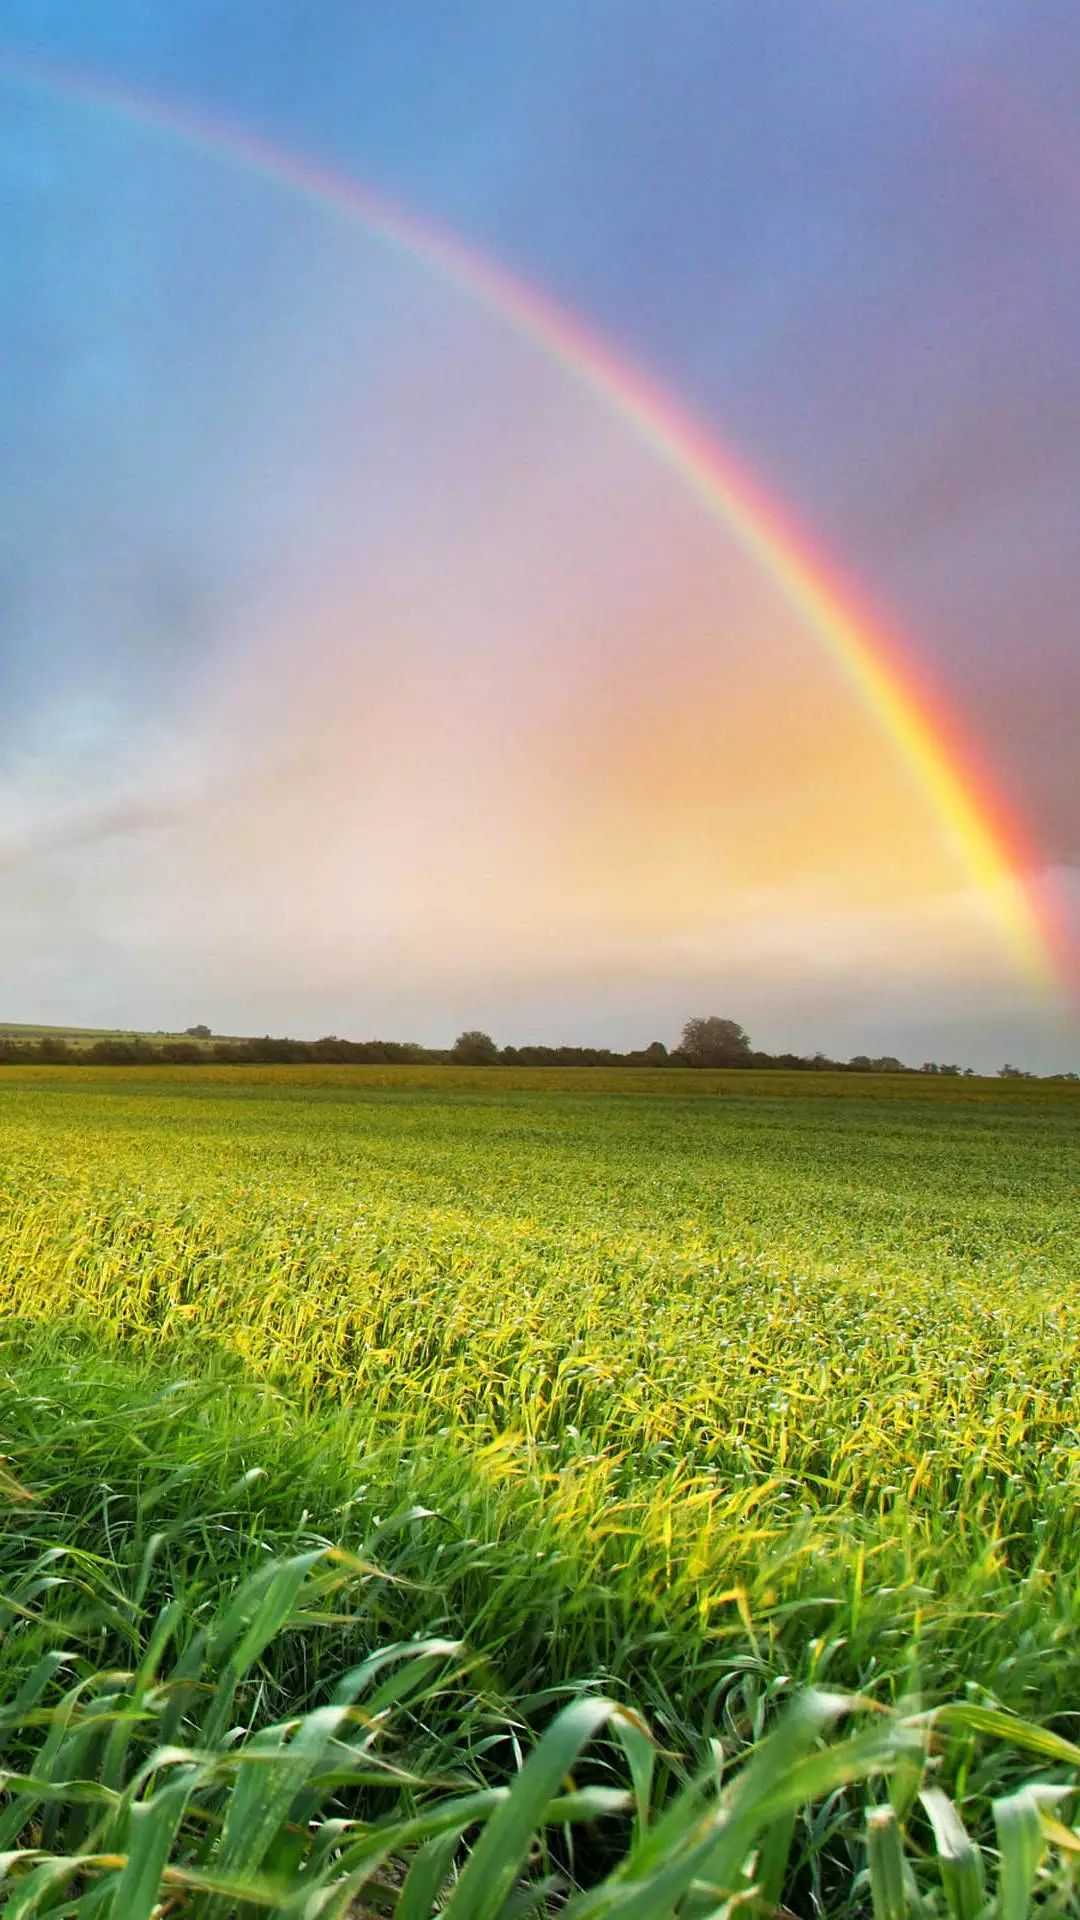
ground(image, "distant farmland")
xmin=0 ymin=1019 xmax=231 ymax=1050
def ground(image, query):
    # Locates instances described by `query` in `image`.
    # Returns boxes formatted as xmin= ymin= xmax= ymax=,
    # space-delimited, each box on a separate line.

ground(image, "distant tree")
xmin=85 ymin=1039 xmax=151 ymax=1064
xmin=921 ymin=1062 xmax=939 ymax=1074
xmin=998 ymin=1063 xmax=1031 ymax=1079
xmin=34 ymin=1037 xmax=73 ymax=1064
xmin=157 ymin=1042 xmax=202 ymax=1064
xmin=451 ymin=1029 xmax=499 ymax=1065
xmin=185 ymin=1024 xmax=212 ymax=1040
xmin=642 ymin=1041 xmax=668 ymax=1062
xmin=848 ymin=1055 xmax=873 ymax=1071
xmin=679 ymin=1016 xmax=752 ymax=1068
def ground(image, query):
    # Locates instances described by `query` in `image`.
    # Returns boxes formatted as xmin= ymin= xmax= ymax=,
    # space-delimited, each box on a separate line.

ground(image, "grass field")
xmin=0 ymin=1020 xmax=227 ymax=1051
xmin=0 ymin=1064 xmax=1077 ymax=1914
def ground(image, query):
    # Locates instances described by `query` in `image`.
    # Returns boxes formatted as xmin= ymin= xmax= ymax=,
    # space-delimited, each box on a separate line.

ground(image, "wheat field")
xmin=0 ymin=1064 xmax=1076 ymax=1914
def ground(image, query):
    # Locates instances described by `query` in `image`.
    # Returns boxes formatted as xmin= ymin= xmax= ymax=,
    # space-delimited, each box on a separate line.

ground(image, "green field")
xmin=0 ymin=1020 xmax=227 ymax=1050
xmin=0 ymin=1064 xmax=1077 ymax=1914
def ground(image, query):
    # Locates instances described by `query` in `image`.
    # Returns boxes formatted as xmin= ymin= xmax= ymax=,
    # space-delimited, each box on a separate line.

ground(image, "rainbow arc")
xmin=0 ymin=47 xmax=1065 ymax=991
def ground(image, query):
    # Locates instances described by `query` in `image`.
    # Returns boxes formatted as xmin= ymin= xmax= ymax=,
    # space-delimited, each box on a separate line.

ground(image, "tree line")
xmin=0 ymin=1013 xmax=1072 ymax=1078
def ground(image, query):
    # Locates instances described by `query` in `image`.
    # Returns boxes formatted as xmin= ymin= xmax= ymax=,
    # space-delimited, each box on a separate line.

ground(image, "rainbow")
xmin=0 ymin=47 xmax=1065 ymax=991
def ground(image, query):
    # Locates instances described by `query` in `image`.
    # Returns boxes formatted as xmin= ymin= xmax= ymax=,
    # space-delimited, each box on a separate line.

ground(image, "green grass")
xmin=0 ymin=1065 xmax=1076 ymax=1912
xmin=2 ymin=1326 xmax=1080 ymax=1917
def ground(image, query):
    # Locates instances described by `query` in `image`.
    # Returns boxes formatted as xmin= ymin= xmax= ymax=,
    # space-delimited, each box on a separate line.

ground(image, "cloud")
xmin=0 ymin=791 xmax=179 ymax=875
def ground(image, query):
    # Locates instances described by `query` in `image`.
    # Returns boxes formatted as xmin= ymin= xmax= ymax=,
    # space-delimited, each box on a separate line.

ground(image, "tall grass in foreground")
xmin=1 ymin=1537 xmax=1079 ymax=1917
xmin=4 ymin=1322 xmax=1080 ymax=1760
xmin=1 ymin=1328 xmax=1080 ymax=1916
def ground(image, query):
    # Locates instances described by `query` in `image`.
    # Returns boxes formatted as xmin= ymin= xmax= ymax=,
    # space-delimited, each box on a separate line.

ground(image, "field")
xmin=0 ymin=1020 xmax=228 ymax=1051
xmin=0 ymin=1064 xmax=1077 ymax=1914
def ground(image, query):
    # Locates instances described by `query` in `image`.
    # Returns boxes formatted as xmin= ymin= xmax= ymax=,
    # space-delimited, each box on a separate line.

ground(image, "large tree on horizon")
xmin=451 ymin=1029 xmax=499 ymax=1065
xmin=679 ymin=1015 xmax=752 ymax=1068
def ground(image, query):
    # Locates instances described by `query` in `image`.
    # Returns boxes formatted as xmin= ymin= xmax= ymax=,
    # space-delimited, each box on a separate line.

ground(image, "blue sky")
xmin=0 ymin=2 xmax=1077 ymax=1065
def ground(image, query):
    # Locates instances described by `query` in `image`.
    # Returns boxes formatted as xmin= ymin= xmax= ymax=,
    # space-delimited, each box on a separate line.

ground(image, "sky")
xmin=0 ymin=1 xmax=1077 ymax=1070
